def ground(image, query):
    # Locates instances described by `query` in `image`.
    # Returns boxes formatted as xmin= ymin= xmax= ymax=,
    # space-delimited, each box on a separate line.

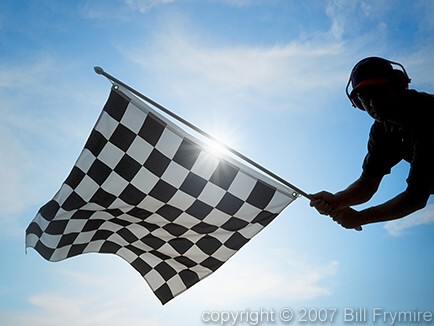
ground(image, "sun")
xmin=205 ymin=137 xmax=229 ymax=158
xmin=202 ymin=124 xmax=241 ymax=160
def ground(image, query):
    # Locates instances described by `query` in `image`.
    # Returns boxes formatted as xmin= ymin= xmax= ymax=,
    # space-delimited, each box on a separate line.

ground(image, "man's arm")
xmin=331 ymin=188 xmax=430 ymax=228
xmin=310 ymin=174 xmax=382 ymax=215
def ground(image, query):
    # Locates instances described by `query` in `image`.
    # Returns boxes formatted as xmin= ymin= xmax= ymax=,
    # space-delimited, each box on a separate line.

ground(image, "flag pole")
xmin=94 ymin=67 xmax=312 ymax=199
xmin=93 ymin=67 xmax=362 ymax=231
xmin=94 ymin=67 xmax=309 ymax=198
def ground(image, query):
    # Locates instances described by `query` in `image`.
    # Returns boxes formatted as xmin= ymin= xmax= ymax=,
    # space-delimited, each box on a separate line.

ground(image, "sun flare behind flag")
xmin=26 ymin=84 xmax=298 ymax=304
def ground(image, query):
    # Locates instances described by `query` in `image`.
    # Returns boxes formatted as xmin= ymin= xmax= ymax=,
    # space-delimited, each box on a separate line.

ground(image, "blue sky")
xmin=1 ymin=0 xmax=434 ymax=325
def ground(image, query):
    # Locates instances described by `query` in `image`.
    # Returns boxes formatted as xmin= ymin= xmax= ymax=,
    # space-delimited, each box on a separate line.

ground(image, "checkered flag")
xmin=26 ymin=84 xmax=298 ymax=304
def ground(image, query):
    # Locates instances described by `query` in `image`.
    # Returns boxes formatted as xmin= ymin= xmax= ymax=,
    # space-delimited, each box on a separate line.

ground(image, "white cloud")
xmin=178 ymin=250 xmax=338 ymax=307
xmin=325 ymin=0 xmax=391 ymax=45
xmin=117 ymin=0 xmax=434 ymax=124
xmin=123 ymin=21 xmax=351 ymax=116
xmin=4 ymin=249 xmax=338 ymax=325
xmin=122 ymin=0 xmax=434 ymax=115
xmin=124 ymin=0 xmax=178 ymax=14
xmin=400 ymin=50 xmax=434 ymax=89
xmin=213 ymin=0 xmax=257 ymax=6
xmin=0 ymin=58 xmax=55 ymax=90
xmin=0 ymin=58 xmax=106 ymax=233
xmin=123 ymin=0 xmax=259 ymax=13
xmin=0 ymin=60 xmax=58 ymax=221
xmin=0 ymin=260 xmax=166 ymax=326
xmin=0 ymin=292 xmax=164 ymax=326
xmin=325 ymin=0 xmax=358 ymax=40
xmin=384 ymin=203 xmax=434 ymax=236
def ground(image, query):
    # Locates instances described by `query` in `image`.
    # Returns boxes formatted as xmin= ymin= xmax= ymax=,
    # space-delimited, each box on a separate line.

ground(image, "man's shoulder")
xmin=404 ymin=89 xmax=434 ymax=103
xmin=403 ymin=89 xmax=434 ymax=123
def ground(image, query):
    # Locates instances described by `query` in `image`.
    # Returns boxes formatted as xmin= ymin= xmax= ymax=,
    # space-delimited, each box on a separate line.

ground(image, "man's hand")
xmin=310 ymin=191 xmax=363 ymax=230
xmin=309 ymin=191 xmax=337 ymax=215
xmin=330 ymin=207 xmax=362 ymax=229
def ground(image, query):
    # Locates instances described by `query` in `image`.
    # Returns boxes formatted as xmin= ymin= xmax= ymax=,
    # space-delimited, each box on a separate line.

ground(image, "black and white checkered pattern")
xmin=26 ymin=85 xmax=298 ymax=304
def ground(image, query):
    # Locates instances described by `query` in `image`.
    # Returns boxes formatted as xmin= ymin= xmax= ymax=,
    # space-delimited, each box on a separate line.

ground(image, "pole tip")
xmin=94 ymin=66 xmax=104 ymax=75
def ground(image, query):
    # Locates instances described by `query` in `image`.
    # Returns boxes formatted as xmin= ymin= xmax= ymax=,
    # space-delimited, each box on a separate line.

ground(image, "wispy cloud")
xmin=121 ymin=1 xmax=434 ymax=115
xmin=384 ymin=203 xmax=434 ymax=236
xmin=401 ymin=50 xmax=434 ymax=89
xmin=1 ymin=292 xmax=165 ymax=326
xmin=211 ymin=0 xmax=258 ymax=7
xmin=5 ymin=250 xmax=338 ymax=325
xmin=123 ymin=0 xmax=259 ymax=13
xmin=180 ymin=250 xmax=338 ymax=307
xmin=123 ymin=20 xmax=352 ymax=116
xmin=0 ymin=57 xmax=106 ymax=234
xmin=0 ymin=59 xmax=59 ymax=220
xmin=325 ymin=0 xmax=391 ymax=53
xmin=1 ymin=262 xmax=166 ymax=326
xmin=124 ymin=0 xmax=178 ymax=14
xmin=326 ymin=0 xmax=359 ymax=41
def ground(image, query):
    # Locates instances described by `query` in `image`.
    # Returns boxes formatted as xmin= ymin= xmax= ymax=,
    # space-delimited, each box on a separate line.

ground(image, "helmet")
xmin=346 ymin=57 xmax=410 ymax=110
